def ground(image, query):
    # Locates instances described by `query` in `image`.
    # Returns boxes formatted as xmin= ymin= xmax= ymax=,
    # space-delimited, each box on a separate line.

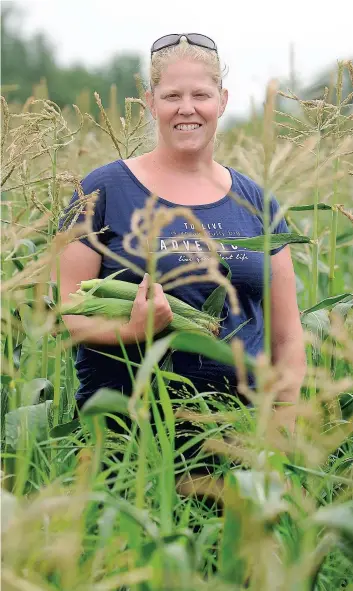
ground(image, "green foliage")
xmin=1 ymin=3 xmax=142 ymax=116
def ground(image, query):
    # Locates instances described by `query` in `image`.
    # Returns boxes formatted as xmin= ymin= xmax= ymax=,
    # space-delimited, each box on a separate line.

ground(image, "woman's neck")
xmin=150 ymin=144 xmax=215 ymax=175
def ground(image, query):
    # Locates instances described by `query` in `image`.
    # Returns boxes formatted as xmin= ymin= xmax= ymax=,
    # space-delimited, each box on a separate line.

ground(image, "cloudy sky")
xmin=15 ymin=0 xmax=353 ymax=117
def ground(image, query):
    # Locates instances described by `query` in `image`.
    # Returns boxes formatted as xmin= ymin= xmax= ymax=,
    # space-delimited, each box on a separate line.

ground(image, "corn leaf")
xmin=202 ymin=258 xmax=232 ymax=318
xmin=91 ymin=491 xmax=160 ymax=540
xmin=301 ymin=310 xmax=331 ymax=364
xmin=288 ymin=203 xmax=333 ymax=211
xmin=10 ymin=238 xmax=38 ymax=272
xmin=220 ymin=470 xmax=287 ymax=584
xmin=301 ymin=293 xmax=353 ymax=316
xmin=50 ymin=418 xmax=81 ymax=438
xmin=220 ymin=472 xmax=248 ymax=584
xmin=337 ymin=229 xmax=353 ymax=247
xmin=170 ymin=332 xmax=254 ymax=368
xmin=21 ymin=378 xmax=54 ymax=406
xmin=215 ymin=232 xmax=310 ymax=251
xmin=81 ymin=387 xmax=142 ymax=416
xmin=332 ymin=295 xmax=353 ymax=318
xmin=5 ymin=401 xmax=52 ymax=449
xmin=131 ymin=332 xmax=254 ymax=413
xmin=149 ymin=539 xmax=194 ymax=590
xmin=221 ymin=319 xmax=252 ymax=342
xmin=312 ymin=502 xmax=353 ymax=542
xmin=339 ymin=393 xmax=353 ymax=420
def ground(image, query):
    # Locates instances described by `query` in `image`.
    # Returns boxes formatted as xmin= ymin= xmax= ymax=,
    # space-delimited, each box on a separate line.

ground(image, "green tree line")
xmin=1 ymin=2 xmax=143 ymax=115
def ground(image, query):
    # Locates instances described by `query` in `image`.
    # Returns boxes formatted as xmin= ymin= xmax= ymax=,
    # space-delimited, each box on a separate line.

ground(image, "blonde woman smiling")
xmin=57 ymin=33 xmax=306 ymax=462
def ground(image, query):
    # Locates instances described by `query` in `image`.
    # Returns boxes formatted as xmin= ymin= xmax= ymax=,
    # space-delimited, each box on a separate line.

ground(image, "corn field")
xmin=1 ymin=63 xmax=353 ymax=591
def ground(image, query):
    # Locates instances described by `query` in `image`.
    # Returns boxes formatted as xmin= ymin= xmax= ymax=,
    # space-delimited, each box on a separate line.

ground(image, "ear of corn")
xmin=61 ymin=296 xmax=212 ymax=335
xmin=79 ymin=279 xmax=220 ymax=334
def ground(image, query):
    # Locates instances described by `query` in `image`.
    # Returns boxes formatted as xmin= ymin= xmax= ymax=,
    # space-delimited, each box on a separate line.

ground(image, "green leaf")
xmin=80 ymin=387 xmax=142 ymax=417
xmin=230 ymin=469 xmax=287 ymax=520
xmin=5 ymin=401 xmax=52 ymax=448
xmin=339 ymin=393 xmax=353 ymax=420
xmin=158 ymin=371 xmax=197 ymax=393
xmin=301 ymin=293 xmax=353 ymax=316
xmin=1 ymin=375 xmax=12 ymax=387
xmin=202 ymin=256 xmax=232 ymax=318
xmin=170 ymin=332 xmax=248 ymax=366
xmin=149 ymin=539 xmax=194 ymax=591
xmin=312 ymin=502 xmax=353 ymax=542
xmin=220 ymin=470 xmax=287 ymax=584
xmin=288 ymin=203 xmax=333 ymax=211
xmin=151 ymin=349 xmax=173 ymax=395
xmin=15 ymin=238 xmax=38 ymax=254
xmin=301 ymin=309 xmax=330 ymax=337
xmin=215 ymin=232 xmax=311 ymax=251
xmin=132 ymin=338 xmax=174 ymax=407
xmin=112 ymin=497 xmax=159 ymax=540
xmin=18 ymin=303 xmax=34 ymax=336
xmin=13 ymin=344 xmax=23 ymax=370
xmin=202 ymin=284 xmax=227 ymax=318
xmin=336 ymin=228 xmax=353 ymax=247
xmin=131 ymin=332 xmax=254 ymax=414
xmin=332 ymin=295 xmax=353 ymax=318
xmin=3 ymin=338 xmax=23 ymax=371
xmin=94 ymin=506 xmax=119 ymax=554
xmin=141 ymin=531 xmax=195 ymax=563
xmin=84 ymin=268 xmax=128 ymax=296
xmin=50 ymin=418 xmax=81 ymax=438
xmin=221 ymin=319 xmax=252 ymax=342
xmin=21 ymin=378 xmax=54 ymax=406
xmin=220 ymin=472 xmax=247 ymax=584
xmin=10 ymin=239 xmax=38 ymax=271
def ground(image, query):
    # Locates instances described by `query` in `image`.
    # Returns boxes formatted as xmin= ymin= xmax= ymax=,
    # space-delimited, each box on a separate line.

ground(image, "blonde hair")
xmin=150 ymin=40 xmax=224 ymax=91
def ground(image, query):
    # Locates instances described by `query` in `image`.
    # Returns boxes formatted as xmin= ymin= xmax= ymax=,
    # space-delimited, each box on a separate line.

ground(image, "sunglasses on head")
xmin=151 ymin=33 xmax=218 ymax=56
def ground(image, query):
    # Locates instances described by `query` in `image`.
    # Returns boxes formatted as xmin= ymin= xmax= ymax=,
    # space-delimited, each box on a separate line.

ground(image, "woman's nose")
xmin=178 ymin=98 xmax=196 ymax=115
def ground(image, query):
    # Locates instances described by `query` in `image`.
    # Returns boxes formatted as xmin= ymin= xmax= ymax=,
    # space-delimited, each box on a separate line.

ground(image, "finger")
xmin=151 ymin=283 xmax=164 ymax=298
xmin=151 ymin=283 xmax=169 ymax=304
xmin=136 ymin=273 xmax=149 ymax=300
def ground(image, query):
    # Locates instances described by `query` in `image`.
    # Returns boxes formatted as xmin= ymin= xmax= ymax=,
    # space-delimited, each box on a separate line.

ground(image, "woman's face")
xmin=147 ymin=59 xmax=228 ymax=154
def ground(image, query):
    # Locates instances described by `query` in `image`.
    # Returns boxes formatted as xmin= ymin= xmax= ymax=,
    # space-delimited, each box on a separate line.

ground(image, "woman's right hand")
xmin=127 ymin=273 xmax=174 ymax=341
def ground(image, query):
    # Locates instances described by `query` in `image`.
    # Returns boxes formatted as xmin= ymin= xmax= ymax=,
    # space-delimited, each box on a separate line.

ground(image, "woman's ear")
xmin=145 ymin=90 xmax=156 ymax=119
xmin=218 ymin=88 xmax=228 ymax=118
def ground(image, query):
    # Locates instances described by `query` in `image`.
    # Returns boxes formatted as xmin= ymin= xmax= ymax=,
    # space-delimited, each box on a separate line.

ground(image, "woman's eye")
xmin=166 ymin=94 xmax=179 ymax=99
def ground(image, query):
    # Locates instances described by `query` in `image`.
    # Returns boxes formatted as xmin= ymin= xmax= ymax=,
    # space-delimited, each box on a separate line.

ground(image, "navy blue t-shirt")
xmin=58 ymin=160 xmax=289 ymax=404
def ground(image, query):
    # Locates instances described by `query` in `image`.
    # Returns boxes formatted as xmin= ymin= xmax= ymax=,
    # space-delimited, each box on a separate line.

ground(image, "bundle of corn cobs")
xmin=61 ymin=279 xmax=220 ymax=336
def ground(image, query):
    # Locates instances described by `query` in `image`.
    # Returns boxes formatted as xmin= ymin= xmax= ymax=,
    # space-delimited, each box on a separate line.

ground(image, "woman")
xmin=57 ymin=33 xmax=306 ymax=461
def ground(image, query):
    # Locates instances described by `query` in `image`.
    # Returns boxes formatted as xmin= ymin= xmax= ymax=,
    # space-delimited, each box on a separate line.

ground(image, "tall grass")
xmin=1 ymin=63 xmax=353 ymax=591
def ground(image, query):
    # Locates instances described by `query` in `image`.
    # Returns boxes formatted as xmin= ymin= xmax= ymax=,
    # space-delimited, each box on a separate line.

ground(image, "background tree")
xmin=1 ymin=2 xmax=143 ymax=116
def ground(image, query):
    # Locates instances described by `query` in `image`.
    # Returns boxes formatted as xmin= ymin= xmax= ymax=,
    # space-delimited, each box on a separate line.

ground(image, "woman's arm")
xmin=52 ymin=241 xmax=134 ymax=344
xmin=269 ymin=246 xmax=307 ymax=433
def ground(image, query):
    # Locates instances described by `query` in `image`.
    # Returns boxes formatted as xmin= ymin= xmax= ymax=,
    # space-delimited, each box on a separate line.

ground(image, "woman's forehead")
xmin=158 ymin=61 xmax=217 ymax=85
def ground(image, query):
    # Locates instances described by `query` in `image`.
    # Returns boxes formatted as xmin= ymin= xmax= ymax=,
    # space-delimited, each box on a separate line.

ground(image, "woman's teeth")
xmin=175 ymin=124 xmax=201 ymax=131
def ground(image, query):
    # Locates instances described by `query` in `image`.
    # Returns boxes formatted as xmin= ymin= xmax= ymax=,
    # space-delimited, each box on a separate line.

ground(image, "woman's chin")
xmin=171 ymin=140 xmax=205 ymax=154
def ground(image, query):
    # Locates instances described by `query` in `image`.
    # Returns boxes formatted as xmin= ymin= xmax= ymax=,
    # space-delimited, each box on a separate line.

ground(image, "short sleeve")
xmin=269 ymin=195 xmax=290 ymax=255
xmin=57 ymin=167 xmax=107 ymax=253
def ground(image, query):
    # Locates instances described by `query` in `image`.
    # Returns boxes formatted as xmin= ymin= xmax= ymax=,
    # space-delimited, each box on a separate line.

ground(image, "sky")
xmin=13 ymin=0 xmax=353 ymax=118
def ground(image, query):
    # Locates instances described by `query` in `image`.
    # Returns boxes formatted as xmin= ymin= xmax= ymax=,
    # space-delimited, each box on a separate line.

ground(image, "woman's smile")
xmin=174 ymin=123 xmax=203 ymax=132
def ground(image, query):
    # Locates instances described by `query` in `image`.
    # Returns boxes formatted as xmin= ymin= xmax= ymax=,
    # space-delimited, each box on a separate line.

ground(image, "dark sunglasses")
xmin=151 ymin=33 xmax=218 ymax=56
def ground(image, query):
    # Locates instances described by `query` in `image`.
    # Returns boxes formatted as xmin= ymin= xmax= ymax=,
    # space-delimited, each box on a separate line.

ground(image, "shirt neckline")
xmin=117 ymin=159 xmax=235 ymax=210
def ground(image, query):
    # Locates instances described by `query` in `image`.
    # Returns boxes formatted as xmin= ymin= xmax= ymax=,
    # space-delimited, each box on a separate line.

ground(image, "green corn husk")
xmin=61 ymin=296 xmax=212 ymax=335
xmin=79 ymin=279 xmax=220 ymax=335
